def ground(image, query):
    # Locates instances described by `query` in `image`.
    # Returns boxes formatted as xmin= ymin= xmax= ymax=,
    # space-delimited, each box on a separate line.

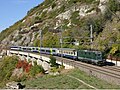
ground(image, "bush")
xmin=108 ymin=0 xmax=120 ymax=12
xmin=70 ymin=11 xmax=80 ymax=25
xmin=104 ymin=10 xmax=112 ymax=20
xmin=0 ymin=56 xmax=19 ymax=87
xmin=49 ymin=55 xmax=57 ymax=67
xmin=51 ymin=2 xmax=56 ymax=9
xmin=33 ymin=39 xmax=40 ymax=47
xmin=29 ymin=63 xmax=44 ymax=77
xmin=68 ymin=0 xmax=95 ymax=4
xmin=50 ymin=67 xmax=59 ymax=73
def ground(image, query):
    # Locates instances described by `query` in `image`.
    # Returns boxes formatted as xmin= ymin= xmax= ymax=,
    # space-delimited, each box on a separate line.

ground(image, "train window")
xmin=97 ymin=54 xmax=101 ymax=56
xmin=85 ymin=52 xmax=86 ymax=54
xmin=41 ymin=49 xmax=45 ymax=52
xmin=23 ymin=48 xmax=26 ymax=50
xmin=74 ymin=52 xmax=75 ymax=55
xmin=46 ymin=50 xmax=50 ymax=52
xmin=28 ymin=48 xmax=31 ymax=50
xmin=71 ymin=52 xmax=73 ymax=54
xmin=53 ymin=50 xmax=56 ymax=52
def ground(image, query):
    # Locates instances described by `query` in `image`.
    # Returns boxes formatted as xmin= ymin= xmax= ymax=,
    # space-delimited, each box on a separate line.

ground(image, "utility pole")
xmin=40 ymin=30 xmax=42 ymax=60
xmin=90 ymin=25 xmax=93 ymax=49
xmin=60 ymin=27 xmax=63 ymax=65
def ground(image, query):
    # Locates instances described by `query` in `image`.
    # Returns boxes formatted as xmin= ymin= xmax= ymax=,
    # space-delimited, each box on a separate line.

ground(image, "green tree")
xmin=63 ymin=30 xmax=75 ymax=48
xmin=110 ymin=44 xmax=120 ymax=56
xmin=42 ymin=32 xmax=59 ymax=48
xmin=49 ymin=55 xmax=57 ymax=67
xmin=33 ymin=39 xmax=40 ymax=47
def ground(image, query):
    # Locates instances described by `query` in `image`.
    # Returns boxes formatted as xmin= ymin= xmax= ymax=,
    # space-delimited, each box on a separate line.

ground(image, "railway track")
xmin=75 ymin=61 xmax=120 ymax=78
xmin=103 ymin=66 xmax=120 ymax=73
xmin=39 ymin=54 xmax=120 ymax=80
xmin=54 ymin=57 xmax=120 ymax=84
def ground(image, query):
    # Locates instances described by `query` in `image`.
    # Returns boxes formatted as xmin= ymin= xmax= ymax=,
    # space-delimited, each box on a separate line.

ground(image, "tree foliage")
xmin=49 ymin=55 xmax=57 ymax=67
xmin=29 ymin=61 xmax=44 ymax=77
xmin=63 ymin=30 xmax=75 ymax=48
xmin=108 ymin=0 xmax=120 ymax=12
xmin=42 ymin=32 xmax=59 ymax=48
xmin=110 ymin=44 xmax=120 ymax=57
xmin=0 ymin=56 xmax=18 ymax=87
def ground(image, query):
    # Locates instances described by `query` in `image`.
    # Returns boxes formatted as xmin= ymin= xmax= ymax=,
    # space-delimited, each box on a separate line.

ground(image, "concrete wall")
xmin=7 ymin=50 xmax=74 ymax=70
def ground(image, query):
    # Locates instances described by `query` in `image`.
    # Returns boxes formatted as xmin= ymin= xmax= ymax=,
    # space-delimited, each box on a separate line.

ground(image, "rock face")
xmin=98 ymin=0 xmax=109 ymax=13
xmin=0 ymin=0 xmax=120 ymax=52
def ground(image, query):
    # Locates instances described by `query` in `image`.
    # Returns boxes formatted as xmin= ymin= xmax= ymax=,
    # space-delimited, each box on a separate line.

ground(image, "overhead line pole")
xmin=90 ymin=25 xmax=93 ymax=49
xmin=40 ymin=30 xmax=42 ymax=60
xmin=60 ymin=26 xmax=63 ymax=65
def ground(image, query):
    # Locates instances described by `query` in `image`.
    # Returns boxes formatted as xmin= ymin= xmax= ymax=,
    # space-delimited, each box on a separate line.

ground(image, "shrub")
xmin=33 ymin=39 xmax=40 ymax=47
xmin=16 ymin=60 xmax=32 ymax=73
xmin=108 ymin=0 xmax=120 ymax=12
xmin=68 ymin=0 xmax=95 ymax=4
xmin=104 ymin=10 xmax=112 ymax=20
xmin=49 ymin=55 xmax=57 ymax=67
xmin=29 ymin=63 xmax=44 ymax=77
xmin=0 ymin=56 xmax=18 ymax=87
xmin=110 ymin=44 xmax=120 ymax=56
xmin=70 ymin=11 xmax=80 ymax=25
xmin=50 ymin=67 xmax=59 ymax=73
xmin=51 ymin=2 xmax=56 ymax=9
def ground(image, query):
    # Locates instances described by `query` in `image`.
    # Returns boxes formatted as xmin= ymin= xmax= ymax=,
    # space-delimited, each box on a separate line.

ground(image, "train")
xmin=10 ymin=46 xmax=106 ymax=66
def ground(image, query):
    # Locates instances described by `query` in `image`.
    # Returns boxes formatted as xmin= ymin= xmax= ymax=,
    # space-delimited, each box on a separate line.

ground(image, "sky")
xmin=0 ymin=0 xmax=44 ymax=32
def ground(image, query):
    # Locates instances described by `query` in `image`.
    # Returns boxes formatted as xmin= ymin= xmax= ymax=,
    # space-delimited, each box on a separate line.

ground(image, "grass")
xmin=23 ymin=69 xmax=120 ymax=89
xmin=24 ymin=74 xmax=90 ymax=89
xmin=69 ymin=69 xmax=120 ymax=89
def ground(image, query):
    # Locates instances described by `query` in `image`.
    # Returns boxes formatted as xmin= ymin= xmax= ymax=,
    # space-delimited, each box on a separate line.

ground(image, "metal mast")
xmin=60 ymin=27 xmax=63 ymax=65
xmin=40 ymin=30 xmax=42 ymax=60
xmin=90 ymin=25 xmax=93 ymax=49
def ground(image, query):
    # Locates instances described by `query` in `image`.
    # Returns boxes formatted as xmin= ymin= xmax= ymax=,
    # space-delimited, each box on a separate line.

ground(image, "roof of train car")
xmin=58 ymin=48 xmax=76 ymax=51
xmin=10 ymin=46 xmax=102 ymax=53
xmin=78 ymin=49 xmax=102 ymax=53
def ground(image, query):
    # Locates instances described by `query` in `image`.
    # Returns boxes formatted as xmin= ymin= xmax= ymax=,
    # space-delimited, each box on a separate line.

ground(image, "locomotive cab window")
xmin=97 ymin=54 xmax=101 ymax=56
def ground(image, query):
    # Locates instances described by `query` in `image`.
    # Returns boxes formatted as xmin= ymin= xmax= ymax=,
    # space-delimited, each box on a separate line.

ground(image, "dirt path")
xmin=67 ymin=75 xmax=97 ymax=89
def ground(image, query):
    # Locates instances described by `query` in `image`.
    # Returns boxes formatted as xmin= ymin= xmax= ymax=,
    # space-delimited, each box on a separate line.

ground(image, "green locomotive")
xmin=77 ymin=50 xmax=105 ymax=65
